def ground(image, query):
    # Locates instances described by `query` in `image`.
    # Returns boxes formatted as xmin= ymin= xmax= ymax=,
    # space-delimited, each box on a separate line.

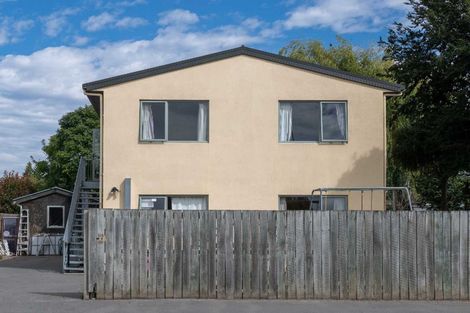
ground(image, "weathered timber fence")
xmin=84 ymin=209 xmax=470 ymax=300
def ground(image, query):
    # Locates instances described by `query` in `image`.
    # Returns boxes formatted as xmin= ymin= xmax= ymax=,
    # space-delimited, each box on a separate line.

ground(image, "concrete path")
xmin=1 ymin=256 xmax=469 ymax=313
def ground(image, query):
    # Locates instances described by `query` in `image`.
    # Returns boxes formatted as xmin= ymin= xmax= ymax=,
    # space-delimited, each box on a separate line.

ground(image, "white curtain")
xmin=172 ymin=197 xmax=207 ymax=210
xmin=141 ymin=103 xmax=155 ymax=140
xmin=279 ymin=103 xmax=293 ymax=142
xmin=335 ymin=103 xmax=346 ymax=139
xmin=197 ymin=103 xmax=208 ymax=141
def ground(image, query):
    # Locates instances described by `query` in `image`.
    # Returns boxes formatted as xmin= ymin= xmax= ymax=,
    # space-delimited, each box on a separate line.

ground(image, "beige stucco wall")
xmin=97 ymin=55 xmax=387 ymax=210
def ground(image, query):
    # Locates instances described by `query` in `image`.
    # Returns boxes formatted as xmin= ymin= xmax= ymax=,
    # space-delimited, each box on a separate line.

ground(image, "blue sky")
xmin=0 ymin=0 xmax=408 ymax=172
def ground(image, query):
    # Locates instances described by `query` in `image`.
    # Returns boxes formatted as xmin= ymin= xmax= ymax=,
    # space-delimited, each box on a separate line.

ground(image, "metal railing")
xmin=311 ymin=187 xmax=413 ymax=211
xmin=85 ymin=157 xmax=100 ymax=182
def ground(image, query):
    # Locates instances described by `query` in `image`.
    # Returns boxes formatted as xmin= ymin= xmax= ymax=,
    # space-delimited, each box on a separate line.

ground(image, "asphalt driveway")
xmin=0 ymin=256 xmax=469 ymax=313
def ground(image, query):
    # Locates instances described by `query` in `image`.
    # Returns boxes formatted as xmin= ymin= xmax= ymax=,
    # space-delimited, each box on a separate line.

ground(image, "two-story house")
xmin=83 ymin=46 xmax=402 ymax=212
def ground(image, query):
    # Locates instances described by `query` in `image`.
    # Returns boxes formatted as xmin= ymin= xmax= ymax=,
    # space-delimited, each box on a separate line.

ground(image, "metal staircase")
xmin=63 ymin=157 xmax=100 ymax=272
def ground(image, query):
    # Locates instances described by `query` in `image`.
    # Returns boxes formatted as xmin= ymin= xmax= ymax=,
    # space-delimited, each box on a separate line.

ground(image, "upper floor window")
xmin=279 ymin=101 xmax=347 ymax=142
xmin=140 ymin=101 xmax=208 ymax=142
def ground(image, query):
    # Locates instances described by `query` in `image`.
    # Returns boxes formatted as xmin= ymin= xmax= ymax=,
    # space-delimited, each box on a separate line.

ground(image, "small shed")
xmin=13 ymin=187 xmax=72 ymax=255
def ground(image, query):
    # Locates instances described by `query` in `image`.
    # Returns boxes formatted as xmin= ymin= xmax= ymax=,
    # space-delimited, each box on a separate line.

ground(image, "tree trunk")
xmin=440 ymin=176 xmax=449 ymax=211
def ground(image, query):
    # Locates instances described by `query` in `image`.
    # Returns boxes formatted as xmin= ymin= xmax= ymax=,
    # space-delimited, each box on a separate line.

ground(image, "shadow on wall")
xmin=335 ymin=148 xmax=384 ymax=187
xmin=332 ymin=148 xmax=385 ymax=210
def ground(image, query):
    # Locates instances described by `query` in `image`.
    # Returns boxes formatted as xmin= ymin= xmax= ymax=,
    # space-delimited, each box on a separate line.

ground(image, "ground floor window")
xmin=279 ymin=195 xmax=348 ymax=211
xmin=47 ymin=205 xmax=65 ymax=228
xmin=139 ymin=195 xmax=208 ymax=210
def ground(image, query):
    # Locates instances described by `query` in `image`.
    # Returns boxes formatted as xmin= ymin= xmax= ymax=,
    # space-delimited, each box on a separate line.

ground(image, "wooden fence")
xmin=84 ymin=209 xmax=470 ymax=300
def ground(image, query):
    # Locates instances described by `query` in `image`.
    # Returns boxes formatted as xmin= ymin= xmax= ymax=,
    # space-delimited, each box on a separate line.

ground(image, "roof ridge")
xmin=83 ymin=45 xmax=403 ymax=92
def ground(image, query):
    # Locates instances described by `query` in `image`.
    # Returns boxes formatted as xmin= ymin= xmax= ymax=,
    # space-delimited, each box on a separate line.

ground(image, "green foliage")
xmin=0 ymin=170 xmax=38 ymax=214
xmin=384 ymin=0 xmax=470 ymax=209
xmin=31 ymin=105 xmax=99 ymax=190
xmin=279 ymin=36 xmax=393 ymax=80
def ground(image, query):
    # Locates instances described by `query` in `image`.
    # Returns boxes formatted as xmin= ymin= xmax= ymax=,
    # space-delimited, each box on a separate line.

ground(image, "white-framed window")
xmin=139 ymin=195 xmax=208 ymax=210
xmin=140 ymin=100 xmax=209 ymax=142
xmin=279 ymin=101 xmax=347 ymax=142
xmin=47 ymin=205 xmax=65 ymax=228
xmin=279 ymin=195 xmax=348 ymax=211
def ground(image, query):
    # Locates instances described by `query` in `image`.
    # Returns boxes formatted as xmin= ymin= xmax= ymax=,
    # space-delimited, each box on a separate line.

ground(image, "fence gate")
xmin=84 ymin=209 xmax=470 ymax=300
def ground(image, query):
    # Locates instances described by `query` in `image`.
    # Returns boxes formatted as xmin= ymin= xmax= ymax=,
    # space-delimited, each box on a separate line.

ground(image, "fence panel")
xmin=86 ymin=210 xmax=470 ymax=300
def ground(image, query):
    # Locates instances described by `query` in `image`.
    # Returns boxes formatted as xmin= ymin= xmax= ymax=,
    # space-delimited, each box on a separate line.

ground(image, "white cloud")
xmin=13 ymin=19 xmax=34 ymax=33
xmin=82 ymin=12 xmax=147 ymax=31
xmin=115 ymin=16 xmax=147 ymax=28
xmin=158 ymin=9 xmax=199 ymax=27
xmin=42 ymin=8 xmax=79 ymax=37
xmin=82 ymin=12 xmax=116 ymax=32
xmin=242 ymin=18 xmax=263 ymax=30
xmin=0 ymin=18 xmax=34 ymax=45
xmin=283 ymin=0 xmax=408 ymax=33
xmin=92 ymin=0 xmax=146 ymax=10
xmin=0 ymin=11 xmax=269 ymax=172
xmin=72 ymin=35 xmax=89 ymax=46
xmin=116 ymin=0 xmax=146 ymax=7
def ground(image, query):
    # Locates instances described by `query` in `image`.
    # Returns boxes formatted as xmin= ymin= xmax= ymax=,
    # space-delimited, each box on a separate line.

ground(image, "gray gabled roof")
xmin=82 ymin=46 xmax=403 ymax=92
xmin=13 ymin=187 xmax=72 ymax=204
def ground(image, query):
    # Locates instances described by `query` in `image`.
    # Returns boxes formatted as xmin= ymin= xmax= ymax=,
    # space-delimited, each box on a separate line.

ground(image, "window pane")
xmin=291 ymin=102 xmax=320 ymax=141
xmin=323 ymin=196 xmax=348 ymax=211
xmin=280 ymin=196 xmax=320 ymax=210
xmin=140 ymin=197 xmax=166 ymax=210
xmin=3 ymin=218 xmax=18 ymax=236
xmin=168 ymin=102 xmax=202 ymax=141
xmin=48 ymin=207 xmax=63 ymax=227
xmin=322 ymin=102 xmax=347 ymax=141
xmin=170 ymin=197 xmax=207 ymax=210
xmin=141 ymin=102 xmax=165 ymax=140
xmin=280 ymin=196 xmax=347 ymax=211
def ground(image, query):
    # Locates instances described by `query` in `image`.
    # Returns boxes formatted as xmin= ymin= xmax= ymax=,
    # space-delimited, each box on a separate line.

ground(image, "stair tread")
xmin=68 ymin=261 xmax=84 ymax=265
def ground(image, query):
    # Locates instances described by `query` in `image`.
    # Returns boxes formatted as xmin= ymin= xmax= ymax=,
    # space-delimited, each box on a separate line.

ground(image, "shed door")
xmin=2 ymin=217 xmax=19 ymax=253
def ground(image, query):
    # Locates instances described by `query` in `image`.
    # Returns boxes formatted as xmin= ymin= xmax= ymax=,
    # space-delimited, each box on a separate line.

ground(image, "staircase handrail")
xmin=63 ymin=157 xmax=86 ymax=270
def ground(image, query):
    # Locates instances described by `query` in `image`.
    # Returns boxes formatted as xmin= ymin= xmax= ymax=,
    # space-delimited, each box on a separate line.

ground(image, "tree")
xmin=0 ymin=170 xmax=37 ymax=214
xmin=279 ymin=36 xmax=392 ymax=80
xmin=383 ymin=0 xmax=470 ymax=210
xmin=31 ymin=105 xmax=99 ymax=190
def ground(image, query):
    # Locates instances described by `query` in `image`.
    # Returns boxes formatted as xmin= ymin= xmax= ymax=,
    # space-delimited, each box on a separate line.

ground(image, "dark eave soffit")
xmin=82 ymin=46 xmax=403 ymax=93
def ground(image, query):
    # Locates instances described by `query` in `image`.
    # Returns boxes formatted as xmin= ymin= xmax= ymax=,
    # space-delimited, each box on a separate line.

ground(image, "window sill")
xmin=279 ymin=141 xmax=348 ymax=145
xmin=139 ymin=140 xmax=209 ymax=144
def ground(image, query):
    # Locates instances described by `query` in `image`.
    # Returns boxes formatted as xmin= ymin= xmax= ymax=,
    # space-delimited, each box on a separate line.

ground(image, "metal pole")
xmin=405 ymin=188 xmax=413 ymax=211
xmin=361 ymin=190 xmax=364 ymax=211
xmin=319 ymin=189 xmax=323 ymax=211
xmin=370 ymin=189 xmax=373 ymax=211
